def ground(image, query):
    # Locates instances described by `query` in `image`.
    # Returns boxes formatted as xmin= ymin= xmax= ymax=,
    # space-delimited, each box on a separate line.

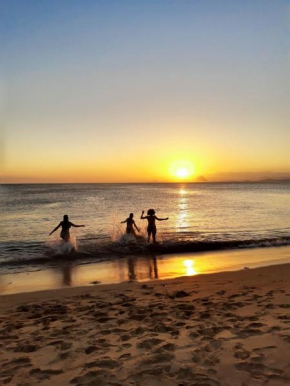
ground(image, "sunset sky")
xmin=1 ymin=0 xmax=289 ymax=183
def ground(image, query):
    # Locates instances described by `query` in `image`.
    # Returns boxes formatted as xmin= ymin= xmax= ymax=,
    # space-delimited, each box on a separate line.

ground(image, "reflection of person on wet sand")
xmin=141 ymin=209 xmax=168 ymax=243
xmin=61 ymin=263 xmax=73 ymax=286
xmin=149 ymin=256 xmax=158 ymax=279
xmin=127 ymin=257 xmax=137 ymax=281
xmin=121 ymin=213 xmax=140 ymax=235
xmin=49 ymin=215 xmax=85 ymax=242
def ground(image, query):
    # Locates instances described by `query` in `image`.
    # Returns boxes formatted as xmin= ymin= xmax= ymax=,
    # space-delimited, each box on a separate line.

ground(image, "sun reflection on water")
xmin=176 ymin=186 xmax=189 ymax=231
xmin=183 ymin=259 xmax=197 ymax=276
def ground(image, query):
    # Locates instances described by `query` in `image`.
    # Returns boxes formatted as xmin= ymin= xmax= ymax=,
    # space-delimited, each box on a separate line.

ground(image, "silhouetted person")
xmin=49 ymin=215 xmax=85 ymax=242
xmin=121 ymin=213 xmax=140 ymax=235
xmin=141 ymin=209 xmax=168 ymax=243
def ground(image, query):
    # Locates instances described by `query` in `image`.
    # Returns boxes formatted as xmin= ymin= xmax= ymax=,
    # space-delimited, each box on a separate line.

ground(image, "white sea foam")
xmin=45 ymin=234 xmax=77 ymax=256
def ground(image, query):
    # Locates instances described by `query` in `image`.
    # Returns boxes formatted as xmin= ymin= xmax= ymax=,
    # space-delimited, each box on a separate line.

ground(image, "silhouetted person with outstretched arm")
xmin=49 ymin=215 xmax=85 ymax=242
xmin=141 ymin=209 xmax=168 ymax=243
xmin=121 ymin=213 xmax=140 ymax=235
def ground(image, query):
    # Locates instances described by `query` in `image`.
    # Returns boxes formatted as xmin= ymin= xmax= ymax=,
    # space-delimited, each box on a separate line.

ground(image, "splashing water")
xmin=108 ymin=212 xmax=124 ymax=242
xmin=108 ymin=210 xmax=147 ymax=243
xmin=45 ymin=234 xmax=78 ymax=256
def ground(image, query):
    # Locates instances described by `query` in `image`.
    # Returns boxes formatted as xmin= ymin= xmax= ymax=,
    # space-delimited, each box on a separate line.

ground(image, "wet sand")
xmin=1 ymin=262 xmax=290 ymax=385
xmin=2 ymin=245 xmax=290 ymax=295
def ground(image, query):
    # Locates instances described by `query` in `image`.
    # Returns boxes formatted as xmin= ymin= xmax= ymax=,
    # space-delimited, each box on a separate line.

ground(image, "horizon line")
xmin=1 ymin=179 xmax=290 ymax=185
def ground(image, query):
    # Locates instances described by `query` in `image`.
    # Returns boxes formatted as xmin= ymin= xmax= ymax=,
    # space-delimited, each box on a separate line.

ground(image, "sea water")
xmin=0 ymin=183 xmax=290 ymax=274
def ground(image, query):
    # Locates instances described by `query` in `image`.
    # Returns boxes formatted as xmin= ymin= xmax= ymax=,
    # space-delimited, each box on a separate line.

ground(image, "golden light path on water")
xmin=175 ymin=186 xmax=189 ymax=235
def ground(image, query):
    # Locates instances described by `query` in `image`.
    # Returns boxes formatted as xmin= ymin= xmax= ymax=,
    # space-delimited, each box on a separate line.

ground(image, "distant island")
xmin=255 ymin=178 xmax=290 ymax=183
xmin=196 ymin=178 xmax=290 ymax=184
xmin=150 ymin=177 xmax=290 ymax=184
xmin=191 ymin=177 xmax=290 ymax=184
xmin=195 ymin=175 xmax=208 ymax=183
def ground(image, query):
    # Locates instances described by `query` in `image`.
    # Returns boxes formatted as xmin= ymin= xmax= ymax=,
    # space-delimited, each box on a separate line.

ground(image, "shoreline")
xmin=1 ymin=262 xmax=290 ymax=385
xmin=0 ymin=260 xmax=290 ymax=309
xmin=1 ymin=245 xmax=290 ymax=296
xmin=2 ymin=236 xmax=290 ymax=276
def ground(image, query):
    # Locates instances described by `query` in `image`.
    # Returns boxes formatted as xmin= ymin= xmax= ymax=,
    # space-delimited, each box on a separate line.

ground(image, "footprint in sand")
xmin=60 ymin=341 xmax=72 ymax=350
xmin=118 ymin=353 xmax=132 ymax=360
xmin=30 ymin=368 xmax=63 ymax=381
xmin=85 ymin=358 xmax=119 ymax=369
xmin=216 ymin=290 xmax=226 ymax=295
xmin=14 ymin=342 xmax=38 ymax=353
xmin=133 ymin=326 xmax=145 ymax=335
xmin=280 ymin=334 xmax=290 ymax=343
xmin=1 ymin=356 xmax=32 ymax=373
xmin=278 ymin=315 xmax=290 ymax=321
xmin=141 ymin=352 xmax=174 ymax=365
xmin=267 ymin=325 xmax=281 ymax=332
xmin=236 ymin=328 xmax=263 ymax=338
xmin=58 ymin=351 xmax=72 ymax=361
xmin=208 ymin=340 xmax=222 ymax=350
xmin=85 ymin=346 xmax=99 ymax=355
xmin=234 ymin=350 xmax=251 ymax=360
xmin=151 ymin=324 xmax=174 ymax=333
xmin=128 ymin=367 xmax=171 ymax=385
xmin=235 ymin=361 xmax=287 ymax=381
xmin=137 ymin=338 xmax=164 ymax=349
xmin=0 ymin=357 xmax=32 ymax=381
xmin=122 ymin=343 xmax=132 ymax=349
xmin=177 ymin=367 xmax=221 ymax=385
xmin=70 ymin=369 xmax=115 ymax=385
xmin=153 ymin=343 xmax=176 ymax=353
xmin=278 ymin=304 xmax=290 ymax=309
xmin=120 ymin=334 xmax=132 ymax=342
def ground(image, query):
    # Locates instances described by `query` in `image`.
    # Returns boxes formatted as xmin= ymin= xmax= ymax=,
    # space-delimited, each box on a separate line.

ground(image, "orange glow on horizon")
xmin=169 ymin=160 xmax=195 ymax=181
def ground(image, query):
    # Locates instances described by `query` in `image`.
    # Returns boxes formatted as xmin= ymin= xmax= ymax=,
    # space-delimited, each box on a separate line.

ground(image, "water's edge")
xmin=1 ymin=245 xmax=290 ymax=295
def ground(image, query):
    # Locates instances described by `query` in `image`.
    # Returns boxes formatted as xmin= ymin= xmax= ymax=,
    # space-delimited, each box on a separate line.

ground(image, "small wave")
xmin=102 ymin=236 xmax=290 ymax=256
xmin=1 ymin=236 xmax=290 ymax=272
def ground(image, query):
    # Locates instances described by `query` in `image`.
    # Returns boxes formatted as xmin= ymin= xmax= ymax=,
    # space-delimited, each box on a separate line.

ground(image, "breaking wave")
xmin=1 ymin=235 xmax=290 ymax=274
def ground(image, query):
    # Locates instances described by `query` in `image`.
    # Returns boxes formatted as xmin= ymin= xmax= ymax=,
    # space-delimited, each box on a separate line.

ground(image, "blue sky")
xmin=0 ymin=0 xmax=289 ymax=182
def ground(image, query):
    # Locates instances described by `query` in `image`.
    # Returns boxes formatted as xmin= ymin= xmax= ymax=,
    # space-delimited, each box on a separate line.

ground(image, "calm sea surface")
xmin=0 ymin=183 xmax=290 ymax=274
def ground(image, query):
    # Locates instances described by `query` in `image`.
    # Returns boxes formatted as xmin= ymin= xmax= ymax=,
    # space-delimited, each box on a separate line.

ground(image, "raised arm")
xmin=49 ymin=222 xmax=61 ymax=236
xmin=120 ymin=219 xmax=127 ymax=224
xmin=70 ymin=223 xmax=85 ymax=228
xmin=140 ymin=210 xmax=147 ymax=219
xmin=156 ymin=216 xmax=169 ymax=221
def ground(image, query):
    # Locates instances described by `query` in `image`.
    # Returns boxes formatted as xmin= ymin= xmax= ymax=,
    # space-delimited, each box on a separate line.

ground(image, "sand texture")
xmin=1 ymin=263 xmax=290 ymax=386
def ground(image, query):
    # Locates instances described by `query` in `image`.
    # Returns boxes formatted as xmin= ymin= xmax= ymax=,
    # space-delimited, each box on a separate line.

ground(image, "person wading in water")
xmin=49 ymin=215 xmax=85 ymax=242
xmin=140 ymin=209 xmax=168 ymax=243
xmin=121 ymin=213 xmax=140 ymax=236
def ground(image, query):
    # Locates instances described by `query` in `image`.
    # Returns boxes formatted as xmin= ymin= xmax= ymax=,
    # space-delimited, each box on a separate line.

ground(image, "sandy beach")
xmin=1 ymin=262 xmax=290 ymax=386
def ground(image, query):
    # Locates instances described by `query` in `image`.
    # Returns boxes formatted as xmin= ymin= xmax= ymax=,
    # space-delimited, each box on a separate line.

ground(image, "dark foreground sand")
xmin=1 ymin=263 xmax=290 ymax=386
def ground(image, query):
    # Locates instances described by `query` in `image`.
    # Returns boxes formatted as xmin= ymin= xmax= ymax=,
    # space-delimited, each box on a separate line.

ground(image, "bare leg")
xmin=147 ymin=230 xmax=151 ymax=242
xmin=61 ymin=230 xmax=70 ymax=242
xmin=152 ymin=228 xmax=157 ymax=243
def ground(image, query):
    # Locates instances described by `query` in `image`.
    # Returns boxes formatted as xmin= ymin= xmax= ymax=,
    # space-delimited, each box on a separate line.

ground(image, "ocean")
xmin=1 ymin=182 xmax=290 ymax=276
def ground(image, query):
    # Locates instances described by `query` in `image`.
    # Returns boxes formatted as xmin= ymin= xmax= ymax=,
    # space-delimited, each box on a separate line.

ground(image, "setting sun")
xmin=176 ymin=168 xmax=189 ymax=178
xmin=169 ymin=160 xmax=195 ymax=181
